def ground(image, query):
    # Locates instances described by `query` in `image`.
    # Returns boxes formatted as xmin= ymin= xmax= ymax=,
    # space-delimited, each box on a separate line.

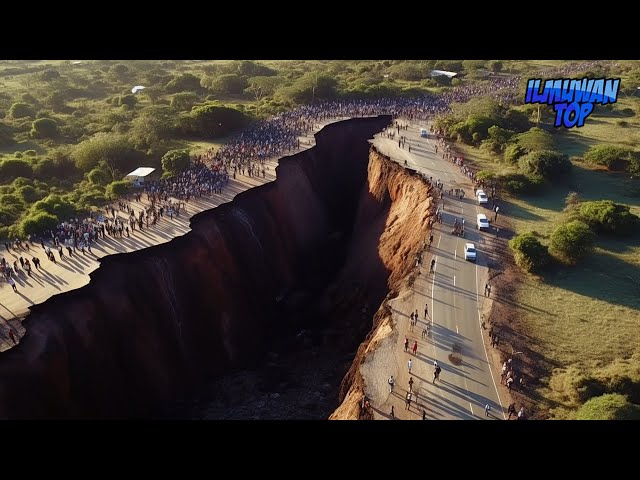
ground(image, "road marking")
xmin=476 ymin=260 xmax=507 ymax=420
xmin=437 ymin=235 xmax=442 ymax=248
xmin=469 ymin=402 xmax=474 ymax=414
xmin=456 ymin=325 xmax=459 ymax=334
xmin=454 ymin=250 xmax=457 ymax=260
xmin=453 ymin=275 xmax=456 ymax=286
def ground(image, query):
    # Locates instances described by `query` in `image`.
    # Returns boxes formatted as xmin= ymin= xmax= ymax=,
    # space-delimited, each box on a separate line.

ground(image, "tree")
xmin=504 ymin=143 xmax=526 ymax=164
xmin=487 ymin=60 xmax=504 ymax=73
xmin=518 ymin=150 xmax=572 ymax=179
xmin=19 ymin=211 xmax=59 ymax=236
xmin=0 ymin=158 xmax=34 ymax=182
xmin=129 ymin=106 xmax=175 ymax=150
xmin=577 ymin=200 xmax=640 ymax=235
xmin=105 ymin=180 xmax=133 ymax=199
xmin=245 ymin=76 xmax=283 ymax=112
xmin=109 ymin=64 xmax=130 ymax=81
xmin=230 ymin=60 xmax=276 ymax=77
xmin=170 ymin=92 xmax=199 ymax=111
xmin=166 ymin=73 xmax=203 ymax=93
xmin=17 ymin=184 xmax=45 ymax=204
xmin=40 ymin=69 xmax=61 ymax=84
xmin=87 ymin=167 xmax=111 ymax=186
xmin=0 ymin=121 xmax=15 ymax=146
xmin=71 ymin=133 xmax=143 ymax=175
xmin=575 ymin=394 xmax=640 ymax=420
xmin=583 ymin=144 xmax=634 ymax=171
xmin=514 ymin=127 xmax=554 ymax=152
xmin=549 ymin=220 xmax=595 ymax=264
xmin=508 ymin=232 xmax=551 ymax=273
xmin=30 ymin=118 xmax=59 ymax=138
xmin=119 ymin=94 xmax=137 ymax=109
xmin=161 ymin=149 xmax=191 ymax=176
xmin=183 ymin=104 xmax=251 ymax=138
xmin=201 ymin=74 xmax=247 ymax=95
xmin=9 ymin=102 xmax=34 ymax=118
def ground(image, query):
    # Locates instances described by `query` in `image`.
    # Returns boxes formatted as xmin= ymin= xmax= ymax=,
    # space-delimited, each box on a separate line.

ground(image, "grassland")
xmin=457 ymin=90 xmax=640 ymax=418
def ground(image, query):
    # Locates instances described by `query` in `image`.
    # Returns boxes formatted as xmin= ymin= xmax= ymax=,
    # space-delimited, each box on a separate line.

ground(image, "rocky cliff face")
xmin=0 ymin=116 xmax=434 ymax=419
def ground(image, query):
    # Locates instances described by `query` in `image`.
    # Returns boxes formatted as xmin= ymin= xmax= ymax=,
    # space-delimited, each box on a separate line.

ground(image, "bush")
xmin=105 ymin=180 xmax=132 ymax=199
xmin=504 ymin=143 xmax=526 ymax=164
xmin=161 ymin=149 xmax=191 ymax=176
xmin=72 ymin=133 xmax=143 ymax=174
xmin=0 ymin=158 xmax=34 ymax=182
xmin=577 ymin=200 xmax=640 ymax=235
xmin=583 ymin=144 xmax=633 ymax=171
xmin=19 ymin=211 xmax=59 ymax=236
xmin=87 ymin=167 xmax=111 ymax=186
xmin=518 ymin=150 xmax=572 ymax=179
xmin=514 ymin=127 xmax=554 ymax=152
xmin=574 ymin=394 xmax=640 ymax=420
xmin=0 ymin=121 xmax=15 ymax=146
xmin=17 ymin=185 xmax=45 ymax=203
xmin=32 ymin=194 xmax=77 ymax=221
xmin=549 ymin=220 xmax=595 ymax=264
xmin=119 ymin=94 xmax=138 ymax=108
xmin=501 ymin=172 xmax=545 ymax=194
xmin=202 ymin=74 xmax=248 ymax=95
xmin=182 ymin=104 xmax=251 ymax=138
xmin=166 ymin=73 xmax=203 ymax=93
xmin=508 ymin=232 xmax=551 ymax=273
xmin=30 ymin=117 xmax=59 ymax=138
xmin=9 ymin=102 xmax=34 ymax=119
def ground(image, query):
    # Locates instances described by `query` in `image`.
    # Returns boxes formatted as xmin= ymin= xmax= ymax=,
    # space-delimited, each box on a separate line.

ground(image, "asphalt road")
xmin=371 ymin=123 xmax=505 ymax=420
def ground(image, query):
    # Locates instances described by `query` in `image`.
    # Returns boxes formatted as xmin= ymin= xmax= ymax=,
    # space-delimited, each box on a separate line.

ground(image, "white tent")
xmin=125 ymin=167 xmax=156 ymax=185
xmin=430 ymin=70 xmax=458 ymax=78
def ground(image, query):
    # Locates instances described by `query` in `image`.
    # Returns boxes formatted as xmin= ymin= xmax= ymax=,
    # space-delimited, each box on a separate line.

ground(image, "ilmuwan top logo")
xmin=524 ymin=78 xmax=620 ymax=128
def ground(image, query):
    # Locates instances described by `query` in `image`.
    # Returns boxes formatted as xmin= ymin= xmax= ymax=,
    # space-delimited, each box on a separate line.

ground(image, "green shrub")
xmin=514 ymin=127 xmax=555 ymax=152
xmin=19 ymin=211 xmax=59 ymax=236
xmin=105 ymin=180 xmax=132 ymax=199
xmin=575 ymin=394 xmax=640 ymax=420
xmin=32 ymin=194 xmax=77 ymax=221
xmin=549 ymin=220 xmax=595 ymax=264
xmin=508 ymin=232 xmax=551 ymax=273
xmin=504 ymin=143 xmax=526 ymax=164
xmin=577 ymin=200 xmax=640 ymax=235
xmin=119 ymin=94 xmax=138 ymax=108
xmin=501 ymin=173 xmax=545 ymax=194
xmin=30 ymin=117 xmax=59 ymax=138
xmin=518 ymin=150 xmax=571 ymax=179
xmin=182 ymin=104 xmax=251 ymax=138
xmin=17 ymin=185 xmax=45 ymax=203
xmin=9 ymin=102 xmax=34 ymax=118
xmin=583 ymin=144 xmax=633 ymax=171
xmin=87 ymin=168 xmax=111 ymax=186
xmin=161 ymin=149 xmax=190 ymax=176
xmin=0 ymin=158 xmax=34 ymax=182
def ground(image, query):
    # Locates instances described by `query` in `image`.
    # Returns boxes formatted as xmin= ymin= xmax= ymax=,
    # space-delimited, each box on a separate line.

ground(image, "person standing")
xmin=485 ymin=404 xmax=491 ymax=417
xmin=388 ymin=375 xmax=395 ymax=393
xmin=412 ymin=340 xmax=418 ymax=356
xmin=422 ymin=409 xmax=427 ymax=420
xmin=424 ymin=303 xmax=429 ymax=319
xmin=517 ymin=407 xmax=525 ymax=420
xmin=408 ymin=358 xmax=413 ymax=374
xmin=405 ymin=392 xmax=412 ymax=410
xmin=391 ymin=405 xmax=395 ymax=419
xmin=404 ymin=337 xmax=409 ymax=353
xmin=508 ymin=403 xmax=517 ymax=420
xmin=408 ymin=377 xmax=414 ymax=392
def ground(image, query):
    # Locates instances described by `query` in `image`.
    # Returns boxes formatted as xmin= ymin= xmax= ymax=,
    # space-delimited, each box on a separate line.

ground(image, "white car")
xmin=420 ymin=128 xmax=428 ymax=137
xmin=477 ymin=191 xmax=488 ymax=205
xmin=464 ymin=243 xmax=477 ymax=262
xmin=477 ymin=213 xmax=490 ymax=231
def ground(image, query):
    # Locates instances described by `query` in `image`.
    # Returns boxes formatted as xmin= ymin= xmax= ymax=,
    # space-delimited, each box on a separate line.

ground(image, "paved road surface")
xmin=371 ymin=123 xmax=505 ymax=420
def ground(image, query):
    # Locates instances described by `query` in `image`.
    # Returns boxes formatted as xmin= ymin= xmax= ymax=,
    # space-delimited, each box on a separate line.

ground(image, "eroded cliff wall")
xmin=0 ymin=117 xmax=393 ymax=419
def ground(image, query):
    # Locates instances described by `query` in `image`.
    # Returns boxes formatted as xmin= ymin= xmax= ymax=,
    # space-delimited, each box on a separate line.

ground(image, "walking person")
xmin=405 ymin=392 xmax=412 ymax=410
xmin=422 ymin=409 xmax=427 ymax=420
xmin=408 ymin=377 xmax=414 ymax=392
xmin=404 ymin=337 xmax=409 ymax=353
xmin=408 ymin=358 xmax=412 ymax=374
xmin=388 ymin=375 xmax=395 ymax=393
xmin=433 ymin=364 xmax=441 ymax=383
xmin=391 ymin=405 xmax=395 ymax=419
xmin=412 ymin=340 xmax=418 ymax=356
xmin=8 ymin=276 xmax=17 ymax=293
xmin=485 ymin=404 xmax=491 ymax=417
xmin=424 ymin=303 xmax=429 ymax=319
xmin=508 ymin=403 xmax=517 ymax=420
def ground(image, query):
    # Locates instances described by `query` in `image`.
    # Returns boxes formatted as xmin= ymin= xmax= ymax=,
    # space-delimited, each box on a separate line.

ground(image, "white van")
xmin=420 ymin=128 xmax=428 ymax=137
xmin=477 ymin=213 xmax=490 ymax=231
